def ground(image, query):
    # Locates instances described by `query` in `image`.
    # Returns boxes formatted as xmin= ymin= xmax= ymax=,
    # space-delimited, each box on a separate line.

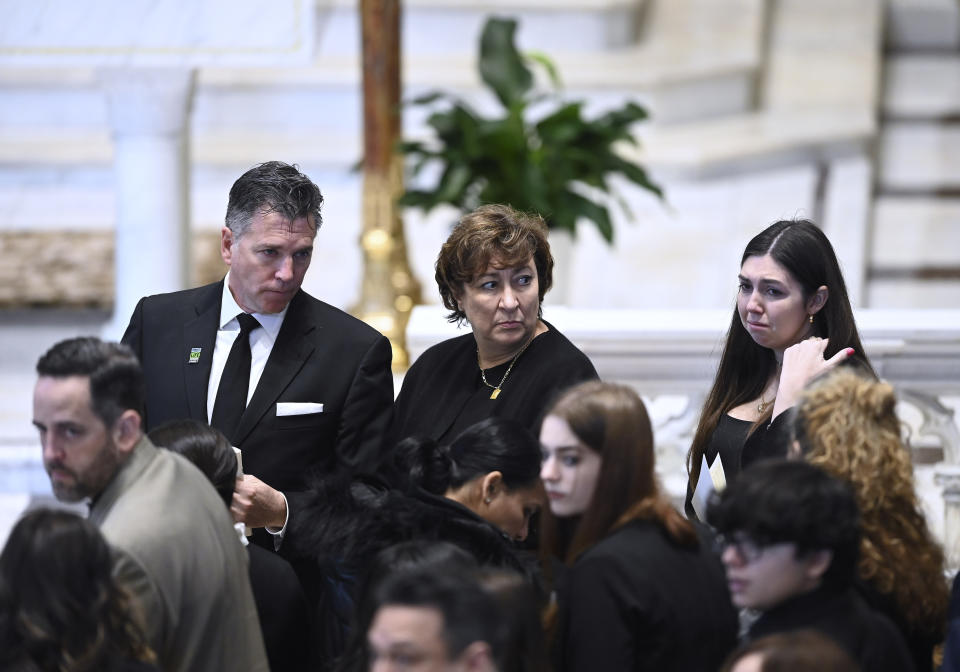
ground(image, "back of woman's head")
xmin=475 ymin=568 xmax=548 ymax=672
xmin=794 ymin=367 xmax=948 ymax=634
xmin=0 ymin=509 xmax=153 ymax=669
xmin=337 ymin=541 xmax=480 ymax=672
xmin=546 ymin=381 xmax=694 ymax=558
xmin=396 ymin=417 xmax=541 ymax=495
xmin=721 ymin=630 xmax=859 ymax=672
xmin=794 ymin=368 xmax=907 ymax=497
xmin=148 ymin=419 xmax=238 ymax=507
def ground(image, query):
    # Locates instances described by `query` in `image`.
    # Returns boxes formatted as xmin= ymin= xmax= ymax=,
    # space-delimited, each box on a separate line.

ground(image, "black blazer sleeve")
xmin=332 ymin=333 xmax=394 ymax=473
xmin=122 ymin=297 xmax=145 ymax=358
xmin=121 ymin=297 xmax=150 ymax=425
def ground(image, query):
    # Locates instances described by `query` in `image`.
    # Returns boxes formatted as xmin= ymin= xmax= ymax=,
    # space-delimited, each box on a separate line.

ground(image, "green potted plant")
xmin=396 ymin=16 xmax=662 ymax=244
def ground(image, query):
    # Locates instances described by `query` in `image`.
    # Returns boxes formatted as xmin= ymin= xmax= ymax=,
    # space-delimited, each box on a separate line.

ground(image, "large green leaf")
xmin=408 ymin=91 xmax=446 ymax=106
xmin=560 ymin=189 xmax=615 ymax=243
xmin=607 ymin=155 xmax=664 ymax=198
xmin=479 ymin=18 xmax=534 ymax=109
xmin=395 ymin=16 xmax=663 ymax=244
xmin=526 ymin=50 xmax=562 ymax=89
xmin=536 ymin=102 xmax=585 ymax=145
xmin=435 ymin=164 xmax=475 ymax=204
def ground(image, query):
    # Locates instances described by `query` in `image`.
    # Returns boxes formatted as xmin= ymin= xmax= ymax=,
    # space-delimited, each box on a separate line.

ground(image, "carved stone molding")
xmin=935 ymin=464 xmax=960 ymax=570
xmin=0 ymin=230 xmax=224 ymax=309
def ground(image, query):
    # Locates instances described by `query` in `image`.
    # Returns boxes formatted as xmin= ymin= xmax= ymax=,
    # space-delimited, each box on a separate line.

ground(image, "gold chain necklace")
xmin=478 ymin=338 xmax=533 ymax=400
xmin=758 ymin=364 xmax=780 ymax=414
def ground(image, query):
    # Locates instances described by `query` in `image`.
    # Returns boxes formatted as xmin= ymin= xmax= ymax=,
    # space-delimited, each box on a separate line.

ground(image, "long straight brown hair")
xmin=545 ymin=381 xmax=696 ymax=565
xmin=686 ymin=220 xmax=875 ymax=490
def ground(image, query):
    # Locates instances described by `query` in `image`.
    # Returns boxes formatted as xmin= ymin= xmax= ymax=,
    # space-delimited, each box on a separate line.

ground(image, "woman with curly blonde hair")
xmin=792 ymin=367 xmax=949 ymax=672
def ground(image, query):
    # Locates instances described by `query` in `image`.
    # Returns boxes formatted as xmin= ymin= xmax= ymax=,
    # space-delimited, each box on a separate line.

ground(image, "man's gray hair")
xmin=225 ymin=161 xmax=324 ymax=237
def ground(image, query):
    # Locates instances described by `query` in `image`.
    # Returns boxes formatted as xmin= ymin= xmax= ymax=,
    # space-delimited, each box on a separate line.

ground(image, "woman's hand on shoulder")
xmin=773 ymin=338 xmax=853 ymax=417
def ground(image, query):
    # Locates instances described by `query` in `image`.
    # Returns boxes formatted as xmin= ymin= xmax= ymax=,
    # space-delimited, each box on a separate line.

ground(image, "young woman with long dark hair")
xmin=685 ymin=219 xmax=874 ymax=516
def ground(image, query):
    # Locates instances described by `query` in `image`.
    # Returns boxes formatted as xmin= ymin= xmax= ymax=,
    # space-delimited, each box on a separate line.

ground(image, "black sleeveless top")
xmin=685 ymin=413 xmax=791 ymax=519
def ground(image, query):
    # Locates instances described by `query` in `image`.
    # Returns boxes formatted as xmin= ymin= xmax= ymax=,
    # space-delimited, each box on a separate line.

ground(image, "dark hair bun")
xmin=394 ymin=436 xmax=454 ymax=495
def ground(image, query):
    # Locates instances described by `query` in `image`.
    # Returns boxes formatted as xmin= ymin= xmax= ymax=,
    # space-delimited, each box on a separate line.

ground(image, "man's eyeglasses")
xmin=714 ymin=533 xmax=768 ymax=562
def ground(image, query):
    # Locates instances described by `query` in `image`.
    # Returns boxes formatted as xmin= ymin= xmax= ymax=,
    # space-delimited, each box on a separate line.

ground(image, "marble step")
xmin=0 ymin=37 xmax=758 ymax=144
xmin=885 ymin=0 xmax=960 ymax=50
xmin=867 ymin=278 xmax=960 ymax=308
xmin=625 ymin=108 xmax=874 ymax=178
xmin=0 ymin=103 xmax=872 ymax=199
xmin=0 ymin=0 xmax=765 ymax=136
xmin=871 ymin=196 xmax=960 ymax=268
xmin=762 ymin=0 xmax=883 ymax=110
xmin=867 ymin=196 xmax=960 ymax=309
xmin=878 ymin=122 xmax=960 ymax=192
xmin=315 ymin=0 xmax=645 ymax=56
xmin=883 ymin=55 xmax=960 ymax=120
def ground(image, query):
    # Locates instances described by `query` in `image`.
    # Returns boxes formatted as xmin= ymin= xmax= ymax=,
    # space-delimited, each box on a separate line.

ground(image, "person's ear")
xmin=806 ymin=285 xmax=829 ymax=315
xmin=481 ymin=471 xmax=504 ymax=505
xmin=457 ymin=641 xmax=496 ymax=672
xmin=221 ymin=226 xmax=235 ymax=266
xmin=804 ymin=549 xmax=833 ymax=585
xmin=111 ymin=409 xmax=142 ymax=456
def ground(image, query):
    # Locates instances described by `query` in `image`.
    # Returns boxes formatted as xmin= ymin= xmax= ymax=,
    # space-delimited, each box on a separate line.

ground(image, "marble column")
xmin=98 ymin=68 xmax=196 ymax=339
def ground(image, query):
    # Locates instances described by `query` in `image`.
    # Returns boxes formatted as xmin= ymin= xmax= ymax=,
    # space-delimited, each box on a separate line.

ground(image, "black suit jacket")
xmin=121 ymin=281 xmax=395 ymax=541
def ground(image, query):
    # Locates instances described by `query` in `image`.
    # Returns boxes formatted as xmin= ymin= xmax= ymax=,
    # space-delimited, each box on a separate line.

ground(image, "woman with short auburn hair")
xmin=721 ymin=630 xmax=859 ymax=672
xmin=393 ymin=203 xmax=597 ymax=445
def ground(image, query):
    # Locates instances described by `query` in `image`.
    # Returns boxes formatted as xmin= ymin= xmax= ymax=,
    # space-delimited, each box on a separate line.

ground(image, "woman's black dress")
xmin=393 ymin=321 xmax=598 ymax=443
xmin=685 ymin=413 xmax=791 ymax=518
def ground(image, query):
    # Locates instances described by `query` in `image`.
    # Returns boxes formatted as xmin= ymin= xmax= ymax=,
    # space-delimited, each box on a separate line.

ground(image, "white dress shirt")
xmin=208 ymin=272 xmax=290 ymax=544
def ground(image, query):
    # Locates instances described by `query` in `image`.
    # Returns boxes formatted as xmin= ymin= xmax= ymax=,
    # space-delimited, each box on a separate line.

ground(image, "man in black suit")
xmin=121 ymin=161 xmax=394 ymax=555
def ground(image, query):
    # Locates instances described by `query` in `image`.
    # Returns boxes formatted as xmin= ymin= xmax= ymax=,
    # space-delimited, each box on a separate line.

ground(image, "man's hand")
xmin=231 ymin=475 xmax=287 ymax=529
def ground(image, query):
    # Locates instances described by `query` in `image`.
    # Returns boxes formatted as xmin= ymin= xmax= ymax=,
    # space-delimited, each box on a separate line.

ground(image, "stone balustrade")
xmin=2 ymin=305 xmax=959 ymax=559
xmin=408 ymin=305 xmax=960 ymax=564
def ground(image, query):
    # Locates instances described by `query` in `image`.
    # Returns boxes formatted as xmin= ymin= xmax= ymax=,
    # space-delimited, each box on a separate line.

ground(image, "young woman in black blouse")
xmin=541 ymin=381 xmax=737 ymax=672
xmin=685 ymin=219 xmax=874 ymax=517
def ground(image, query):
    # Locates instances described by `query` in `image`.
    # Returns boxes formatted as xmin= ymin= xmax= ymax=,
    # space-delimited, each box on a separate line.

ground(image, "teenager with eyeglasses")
xmin=708 ymin=459 xmax=915 ymax=672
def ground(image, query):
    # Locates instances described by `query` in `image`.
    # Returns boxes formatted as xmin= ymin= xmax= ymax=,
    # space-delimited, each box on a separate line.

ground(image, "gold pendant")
xmin=490 ymin=388 xmax=501 ymax=400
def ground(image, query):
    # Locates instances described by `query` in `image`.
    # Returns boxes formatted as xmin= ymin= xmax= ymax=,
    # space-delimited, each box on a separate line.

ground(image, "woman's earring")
xmin=484 ymin=497 xmax=492 ymax=504
xmin=809 ymin=314 xmax=814 ymax=324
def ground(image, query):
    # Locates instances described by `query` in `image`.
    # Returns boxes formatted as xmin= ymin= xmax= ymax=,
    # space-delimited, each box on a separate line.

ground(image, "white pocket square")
xmin=276 ymin=402 xmax=324 ymax=416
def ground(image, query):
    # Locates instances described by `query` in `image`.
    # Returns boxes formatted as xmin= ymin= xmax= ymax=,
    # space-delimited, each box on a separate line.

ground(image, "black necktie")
xmin=211 ymin=313 xmax=261 ymax=444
